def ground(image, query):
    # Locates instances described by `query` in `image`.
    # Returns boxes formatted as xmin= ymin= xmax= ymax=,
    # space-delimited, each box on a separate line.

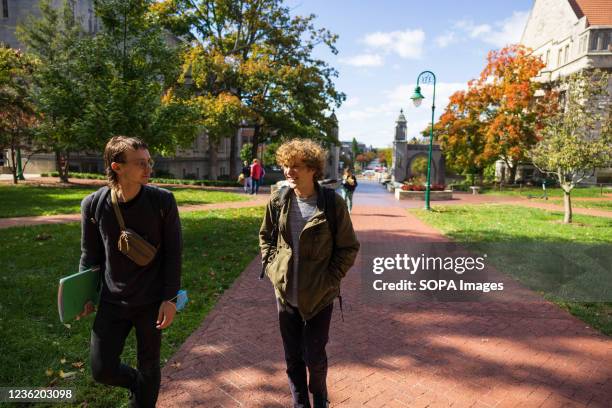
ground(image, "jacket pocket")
xmin=266 ymin=249 xmax=288 ymax=289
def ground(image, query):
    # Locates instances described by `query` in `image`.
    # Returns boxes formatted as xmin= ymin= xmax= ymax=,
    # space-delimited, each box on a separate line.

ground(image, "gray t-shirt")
xmin=286 ymin=190 xmax=318 ymax=306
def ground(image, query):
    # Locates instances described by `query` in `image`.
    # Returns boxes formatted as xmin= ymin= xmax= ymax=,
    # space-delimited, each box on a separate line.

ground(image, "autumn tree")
xmin=476 ymin=44 xmax=556 ymax=183
xmin=0 ymin=48 xmax=38 ymax=184
xmin=378 ymin=147 xmax=392 ymax=167
xmin=434 ymin=88 xmax=492 ymax=184
xmin=155 ymin=0 xmax=344 ymax=179
xmin=531 ymin=70 xmax=611 ymax=224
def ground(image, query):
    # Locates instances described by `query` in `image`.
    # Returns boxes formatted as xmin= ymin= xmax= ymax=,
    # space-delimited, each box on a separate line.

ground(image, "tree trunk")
xmin=251 ymin=124 xmax=260 ymax=161
xmin=208 ymin=140 xmax=219 ymax=181
xmin=507 ymin=164 xmax=517 ymax=184
xmin=56 ymin=150 xmax=69 ymax=183
xmin=10 ymin=146 xmax=18 ymax=184
xmin=563 ymin=190 xmax=572 ymax=224
xmin=229 ymin=127 xmax=239 ymax=179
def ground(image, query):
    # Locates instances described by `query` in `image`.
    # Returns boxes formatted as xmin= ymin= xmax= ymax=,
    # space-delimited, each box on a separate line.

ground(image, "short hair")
xmin=103 ymin=136 xmax=148 ymax=189
xmin=276 ymin=138 xmax=327 ymax=181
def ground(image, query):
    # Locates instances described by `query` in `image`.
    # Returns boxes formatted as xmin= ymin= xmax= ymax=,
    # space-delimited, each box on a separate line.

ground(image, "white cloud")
xmin=339 ymin=53 xmax=383 ymax=67
xmin=482 ymin=11 xmax=529 ymax=47
xmin=446 ymin=11 xmax=529 ymax=49
xmin=362 ymin=29 xmax=425 ymax=59
xmin=435 ymin=32 xmax=457 ymax=48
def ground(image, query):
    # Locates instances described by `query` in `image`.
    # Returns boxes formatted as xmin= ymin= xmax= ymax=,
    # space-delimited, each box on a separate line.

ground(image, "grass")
xmin=411 ymin=204 xmax=612 ymax=336
xmin=0 ymin=184 xmax=248 ymax=218
xmin=481 ymin=186 xmax=611 ymax=198
xmin=548 ymin=199 xmax=612 ymax=211
xmin=0 ymin=206 xmax=264 ymax=407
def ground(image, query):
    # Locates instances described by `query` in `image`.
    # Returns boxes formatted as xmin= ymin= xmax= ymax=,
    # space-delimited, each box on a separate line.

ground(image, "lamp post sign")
xmin=410 ymin=71 xmax=437 ymax=211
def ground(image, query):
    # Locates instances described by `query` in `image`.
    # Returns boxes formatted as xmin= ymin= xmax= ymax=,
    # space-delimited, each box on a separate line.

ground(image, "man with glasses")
xmin=78 ymin=136 xmax=182 ymax=407
xmin=260 ymin=139 xmax=360 ymax=408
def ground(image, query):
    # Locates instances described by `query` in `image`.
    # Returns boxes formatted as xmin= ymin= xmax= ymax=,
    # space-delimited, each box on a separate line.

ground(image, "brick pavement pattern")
xmin=157 ymin=182 xmax=612 ymax=407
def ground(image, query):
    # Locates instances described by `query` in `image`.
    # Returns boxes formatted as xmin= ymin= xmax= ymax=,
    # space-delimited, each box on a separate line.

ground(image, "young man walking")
xmin=259 ymin=139 xmax=360 ymax=408
xmin=78 ymin=136 xmax=182 ymax=408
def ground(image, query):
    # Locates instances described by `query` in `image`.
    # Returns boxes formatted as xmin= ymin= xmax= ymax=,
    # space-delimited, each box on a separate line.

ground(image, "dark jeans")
xmin=91 ymin=300 xmax=162 ymax=408
xmin=278 ymin=300 xmax=333 ymax=408
xmin=251 ymin=178 xmax=260 ymax=194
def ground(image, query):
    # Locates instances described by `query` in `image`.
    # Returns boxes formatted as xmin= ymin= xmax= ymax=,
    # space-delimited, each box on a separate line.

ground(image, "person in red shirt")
xmin=250 ymin=158 xmax=263 ymax=194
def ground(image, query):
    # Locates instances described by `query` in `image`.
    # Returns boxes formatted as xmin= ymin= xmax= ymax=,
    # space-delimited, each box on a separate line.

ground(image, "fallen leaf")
xmin=171 ymin=362 xmax=181 ymax=369
xmin=60 ymin=358 xmax=67 ymax=364
xmin=59 ymin=370 xmax=76 ymax=379
xmin=72 ymin=361 xmax=84 ymax=368
xmin=64 ymin=323 xmax=71 ymax=329
xmin=45 ymin=368 xmax=54 ymax=377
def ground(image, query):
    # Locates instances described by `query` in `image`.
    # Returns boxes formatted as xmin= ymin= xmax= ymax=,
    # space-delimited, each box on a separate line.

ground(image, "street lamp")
xmin=411 ymin=70 xmax=436 ymax=210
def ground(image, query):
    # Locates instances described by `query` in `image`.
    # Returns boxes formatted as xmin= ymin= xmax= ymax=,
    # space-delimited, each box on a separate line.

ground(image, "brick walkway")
xmin=157 ymin=181 xmax=612 ymax=407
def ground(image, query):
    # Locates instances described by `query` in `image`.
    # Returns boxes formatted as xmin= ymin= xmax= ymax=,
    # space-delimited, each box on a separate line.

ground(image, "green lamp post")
xmin=410 ymin=71 xmax=437 ymax=210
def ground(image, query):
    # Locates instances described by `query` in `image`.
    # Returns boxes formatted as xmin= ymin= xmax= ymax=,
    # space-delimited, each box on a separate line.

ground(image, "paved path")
xmin=157 ymin=180 xmax=612 ymax=407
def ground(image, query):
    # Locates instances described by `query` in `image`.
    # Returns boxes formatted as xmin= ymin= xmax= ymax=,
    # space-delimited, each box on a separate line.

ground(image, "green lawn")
xmin=548 ymin=199 xmax=612 ymax=211
xmin=411 ymin=205 xmax=612 ymax=336
xmin=0 ymin=207 xmax=264 ymax=407
xmin=482 ymin=186 xmax=611 ymax=198
xmin=0 ymin=184 xmax=248 ymax=218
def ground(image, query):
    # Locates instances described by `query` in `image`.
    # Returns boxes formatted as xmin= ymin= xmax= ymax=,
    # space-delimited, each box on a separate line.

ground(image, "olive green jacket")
xmin=259 ymin=184 xmax=360 ymax=320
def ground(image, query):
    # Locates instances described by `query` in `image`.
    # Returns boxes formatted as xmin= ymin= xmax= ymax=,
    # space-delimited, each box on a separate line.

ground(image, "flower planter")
xmin=395 ymin=189 xmax=453 ymax=201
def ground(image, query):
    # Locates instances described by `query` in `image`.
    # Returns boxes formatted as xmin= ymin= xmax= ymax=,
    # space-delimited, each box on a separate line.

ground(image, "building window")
xmin=220 ymin=166 xmax=226 ymax=176
xmin=545 ymin=49 xmax=550 ymax=66
xmin=88 ymin=9 xmax=93 ymax=33
xmin=2 ymin=0 xmax=8 ymax=18
xmin=564 ymin=45 xmax=569 ymax=63
xmin=557 ymin=48 xmax=563 ymax=66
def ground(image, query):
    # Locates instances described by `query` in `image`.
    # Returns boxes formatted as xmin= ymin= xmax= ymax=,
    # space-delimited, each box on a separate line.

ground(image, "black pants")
xmin=278 ymin=300 xmax=333 ymax=408
xmin=90 ymin=300 xmax=162 ymax=408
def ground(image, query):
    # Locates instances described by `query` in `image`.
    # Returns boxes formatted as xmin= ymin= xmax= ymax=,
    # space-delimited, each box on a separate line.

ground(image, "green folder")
xmin=57 ymin=266 xmax=101 ymax=323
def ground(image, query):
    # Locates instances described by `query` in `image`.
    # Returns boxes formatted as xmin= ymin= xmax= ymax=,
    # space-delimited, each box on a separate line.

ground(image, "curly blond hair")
xmin=276 ymin=138 xmax=327 ymax=181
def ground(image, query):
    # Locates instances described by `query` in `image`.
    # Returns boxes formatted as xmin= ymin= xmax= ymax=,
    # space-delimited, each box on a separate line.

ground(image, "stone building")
xmin=501 ymin=0 xmax=612 ymax=183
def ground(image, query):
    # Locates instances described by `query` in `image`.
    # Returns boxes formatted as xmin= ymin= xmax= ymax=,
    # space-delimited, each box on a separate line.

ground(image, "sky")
xmin=285 ymin=0 xmax=535 ymax=148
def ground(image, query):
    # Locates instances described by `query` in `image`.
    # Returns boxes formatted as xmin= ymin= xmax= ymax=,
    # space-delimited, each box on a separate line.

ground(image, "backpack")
xmin=259 ymin=185 xmax=337 ymax=280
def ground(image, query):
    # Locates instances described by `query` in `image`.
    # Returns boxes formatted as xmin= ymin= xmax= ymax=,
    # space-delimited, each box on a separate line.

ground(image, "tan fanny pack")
xmin=111 ymin=188 xmax=159 ymax=266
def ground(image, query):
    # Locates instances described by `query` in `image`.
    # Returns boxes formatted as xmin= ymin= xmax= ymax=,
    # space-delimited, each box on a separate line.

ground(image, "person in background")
xmin=250 ymin=158 xmax=263 ymax=195
xmin=340 ymin=168 xmax=357 ymax=213
xmin=241 ymin=160 xmax=252 ymax=193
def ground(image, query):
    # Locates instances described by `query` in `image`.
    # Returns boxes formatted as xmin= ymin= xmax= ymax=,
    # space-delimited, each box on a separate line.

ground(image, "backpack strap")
xmin=89 ymin=186 xmax=110 ymax=225
xmin=322 ymin=187 xmax=337 ymax=241
xmin=259 ymin=186 xmax=289 ymax=280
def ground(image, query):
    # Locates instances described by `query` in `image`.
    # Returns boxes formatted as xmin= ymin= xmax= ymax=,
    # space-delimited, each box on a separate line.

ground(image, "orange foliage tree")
xmin=434 ymin=44 xmax=557 ymax=183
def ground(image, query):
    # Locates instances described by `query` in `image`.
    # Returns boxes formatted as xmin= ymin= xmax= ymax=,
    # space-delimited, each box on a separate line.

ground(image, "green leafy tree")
xmin=18 ymin=0 xmax=87 ymax=182
xmin=240 ymin=142 xmax=253 ymax=163
xmin=78 ymin=0 xmax=199 ymax=153
xmin=531 ymin=70 xmax=611 ymax=223
xmin=351 ymin=137 xmax=360 ymax=160
xmin=0 ymin=48 xmax=38 ymax=184
xmin=155 ymin=0 xmax=344 ymax=177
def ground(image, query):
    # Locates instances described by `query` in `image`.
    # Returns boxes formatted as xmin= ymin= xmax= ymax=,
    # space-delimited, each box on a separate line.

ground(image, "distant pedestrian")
xmin=241 ymin=160 xmax=252 ymax=193
xmin=340 ymin=168 xmax=357 ymax=213
xmin=250 ymin=158 xmax=263 ymax=194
